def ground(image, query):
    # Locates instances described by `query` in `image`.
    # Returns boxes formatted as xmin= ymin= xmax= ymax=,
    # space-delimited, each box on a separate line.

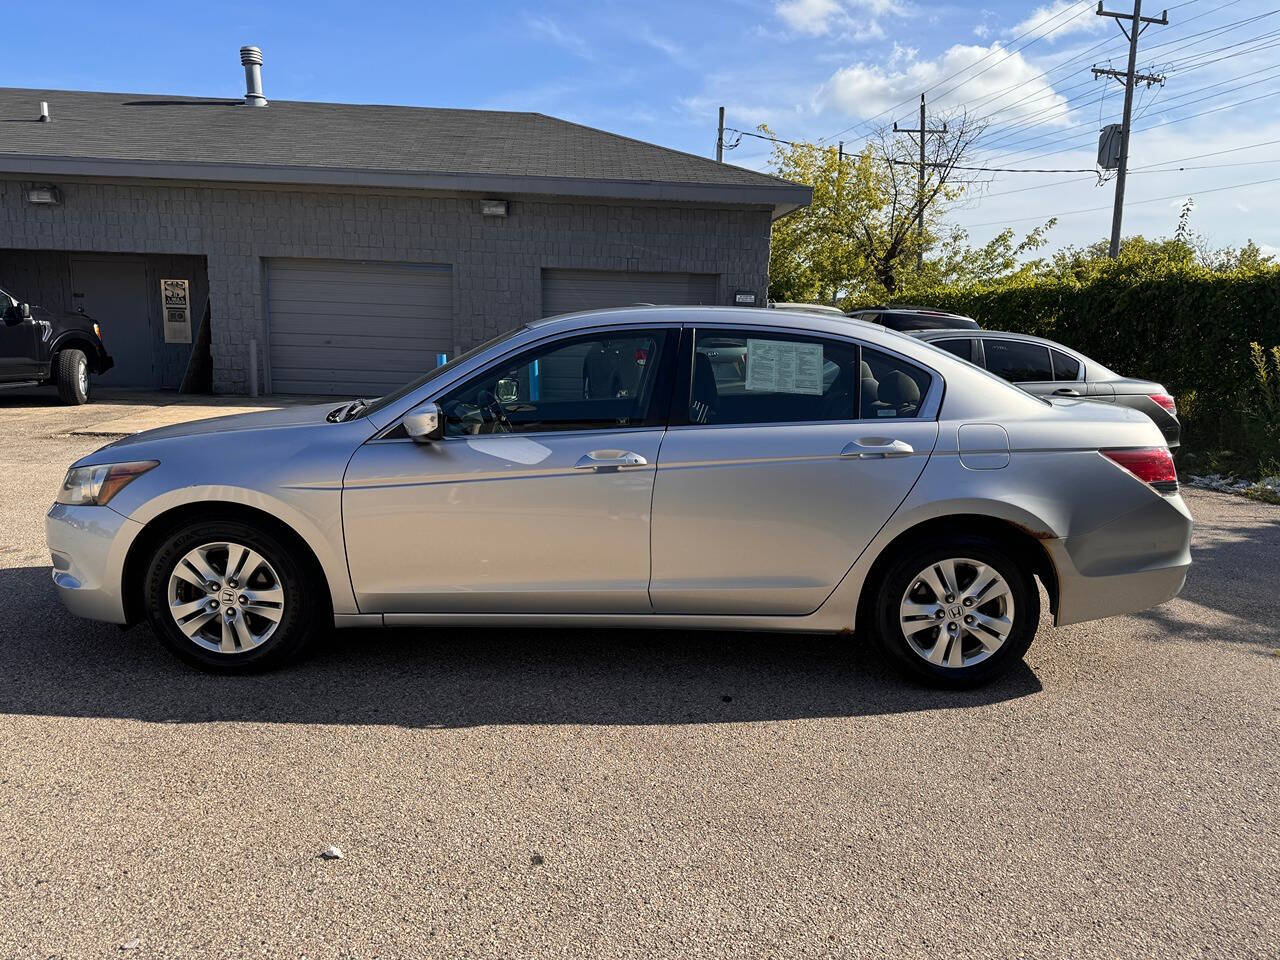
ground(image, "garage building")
xmin=0 ymin=57 xmax=809 ymax=395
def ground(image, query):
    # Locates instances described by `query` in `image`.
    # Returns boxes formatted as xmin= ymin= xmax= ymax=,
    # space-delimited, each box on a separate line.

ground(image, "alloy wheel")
xmin=166 ymin=541 xmax=285 ymax=654
xmin=898 ymin=557 xmax=1015 ymax=669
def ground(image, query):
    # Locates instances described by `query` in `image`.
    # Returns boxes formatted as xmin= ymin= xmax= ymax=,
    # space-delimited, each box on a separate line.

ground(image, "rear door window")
xmin=688 ymin=329 xmax=858 ymax=425
xmin=982 ymin=339 xmax=1054 ymax=382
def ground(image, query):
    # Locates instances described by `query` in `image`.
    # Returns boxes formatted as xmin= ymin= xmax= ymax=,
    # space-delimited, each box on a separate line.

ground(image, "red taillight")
xmin=1103 ymin=447 xmax=1178 ymax=494
xmin=1149 ymin=393 xmax=1177 ymax=415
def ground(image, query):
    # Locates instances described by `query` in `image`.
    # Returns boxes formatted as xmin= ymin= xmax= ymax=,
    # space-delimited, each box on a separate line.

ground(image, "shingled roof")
xmin=0 ymin=87 xmax=810 ymax=217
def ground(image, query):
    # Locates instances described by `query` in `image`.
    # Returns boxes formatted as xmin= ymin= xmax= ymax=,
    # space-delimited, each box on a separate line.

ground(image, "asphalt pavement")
xmin=1 ymin=393 xmax=1277 ymax=959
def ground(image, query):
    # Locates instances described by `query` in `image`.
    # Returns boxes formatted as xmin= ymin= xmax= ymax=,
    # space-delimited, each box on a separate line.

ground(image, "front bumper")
xmin=45 ymin=503 xmax=143 ymax=624
xmin=1046 ymin=492 xmax=1193 ymax=627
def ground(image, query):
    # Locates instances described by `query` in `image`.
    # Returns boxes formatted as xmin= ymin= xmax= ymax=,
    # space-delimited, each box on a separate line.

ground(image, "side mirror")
xmin=19 ymin=303 xmax=31 ymax=320
xmin=2 ymin=303 xmax=27 ymax=326
xmin=403 ymin=402 xmax=445 ymax=443
xmin=495 ymin=377 xmax=519 ymax=403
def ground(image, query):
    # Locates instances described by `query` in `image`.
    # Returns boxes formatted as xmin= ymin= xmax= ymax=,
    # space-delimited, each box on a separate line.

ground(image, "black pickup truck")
xmin=1 ymin=284 xmax=113 ymax=404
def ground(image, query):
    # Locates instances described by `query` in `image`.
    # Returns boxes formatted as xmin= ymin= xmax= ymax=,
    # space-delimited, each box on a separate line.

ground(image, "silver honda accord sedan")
xmin=46 ymin=307 xmax=1192 ymax=686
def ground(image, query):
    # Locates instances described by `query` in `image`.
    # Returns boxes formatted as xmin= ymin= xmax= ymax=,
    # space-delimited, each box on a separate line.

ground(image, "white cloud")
xmin=774 ymin=0 xmax=905 ymax=39
xmin=1007 ymin=0 xmax=1105 ymax=42
xmin=524 ymin=15 xmax=595 ymax=60
xmin=635 ymin=25 xmax=684 ymax=60
xmin=817 ymin=43 xmax=1072 ymax=125
xmin=776 ymin=0 xmax=843 ymax=35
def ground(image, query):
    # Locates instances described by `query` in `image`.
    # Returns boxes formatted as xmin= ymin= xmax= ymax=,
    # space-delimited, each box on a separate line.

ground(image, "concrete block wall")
xmin=1 ymin=176 xmax=772 ymax=394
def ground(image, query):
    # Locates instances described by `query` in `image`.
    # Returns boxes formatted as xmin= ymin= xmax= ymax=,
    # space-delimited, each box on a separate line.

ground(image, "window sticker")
xmin=745 ymin=339 xmax=824 ymax=395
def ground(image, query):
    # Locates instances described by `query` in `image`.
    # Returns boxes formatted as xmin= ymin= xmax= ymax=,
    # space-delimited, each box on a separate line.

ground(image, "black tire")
xmin=872 ymin=535 xmax=1039 ymax=688
xmin=143 ymin=520 xmax=322 ymax=672
xmin=56 ymin=348 xmax=90 ymax=405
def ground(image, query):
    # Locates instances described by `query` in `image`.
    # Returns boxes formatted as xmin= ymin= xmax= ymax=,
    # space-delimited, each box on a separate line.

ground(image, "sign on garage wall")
xmin=161 ymin=278 xmax=191 ymax=344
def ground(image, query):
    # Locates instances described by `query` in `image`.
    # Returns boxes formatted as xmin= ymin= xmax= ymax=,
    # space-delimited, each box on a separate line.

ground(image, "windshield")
xmin=359 ymin=326 xmax=527 ymax=418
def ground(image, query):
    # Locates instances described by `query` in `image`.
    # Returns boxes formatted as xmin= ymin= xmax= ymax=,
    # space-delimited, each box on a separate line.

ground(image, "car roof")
xmin=852 ymin=305 xmax=971 ymax=317
xmin=911 ymin=328 xmax=1065 ymax=347
xmin=908 ymin=328 xmax=1138 ymax=381
xmin=769 ymin=302 xmax=848 ymax=315
xmin=531 ymin=305 xmax=980 ymax=361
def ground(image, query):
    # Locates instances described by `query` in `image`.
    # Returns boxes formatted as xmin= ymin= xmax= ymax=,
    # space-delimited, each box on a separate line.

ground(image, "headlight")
xmin=56 ymin=460 xmax=158 ymax=506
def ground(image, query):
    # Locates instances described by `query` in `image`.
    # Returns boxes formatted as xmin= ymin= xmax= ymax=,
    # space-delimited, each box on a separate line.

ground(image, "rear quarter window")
xmin=1051 ymin=349 xmax=1083 ymax=381
xmin=860 ymin=348 xmax=933 ymax=419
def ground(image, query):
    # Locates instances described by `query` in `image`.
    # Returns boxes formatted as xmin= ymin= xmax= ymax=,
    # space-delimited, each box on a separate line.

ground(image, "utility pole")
xmin=894 ymin=93 xmax=947 ymax=271
xmin=715 ymin=106 xmax=725 ymax=162
xmin=1095 ymin=0 xmax=1168 ymax=257
xmin=832 ymin=140 xmax=844 ymax=305
xmin=836 ymin=141 xmax=844 ymax=206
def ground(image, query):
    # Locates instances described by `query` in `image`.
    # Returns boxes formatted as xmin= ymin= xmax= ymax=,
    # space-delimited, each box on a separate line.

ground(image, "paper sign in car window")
xmin=745 ymin=339 xmax=823 ymax=395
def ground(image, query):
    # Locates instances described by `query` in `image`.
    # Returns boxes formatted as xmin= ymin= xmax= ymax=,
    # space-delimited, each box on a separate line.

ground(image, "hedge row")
xmin=885 ymin=267 xmax=1280 ymax=403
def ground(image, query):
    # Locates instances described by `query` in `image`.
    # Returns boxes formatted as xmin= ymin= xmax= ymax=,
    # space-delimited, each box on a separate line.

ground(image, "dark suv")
xmin=847 ymin=305 xmax=980 ymax=332
xmin=1 ymin=285 xmax=113 ymax=404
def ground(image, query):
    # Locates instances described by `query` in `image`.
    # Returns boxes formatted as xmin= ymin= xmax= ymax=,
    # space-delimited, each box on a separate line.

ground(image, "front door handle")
xmin=1053 ymin=387 xmax=1082 ymax=397
xmin=840 ymin=438 xmax=914 ymax=459
xmin=574 ymin=450 xmax=648 ymax=470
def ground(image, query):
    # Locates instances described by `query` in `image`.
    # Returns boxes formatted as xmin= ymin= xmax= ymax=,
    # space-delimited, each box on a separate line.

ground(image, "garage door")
xmin=266 ymin=259 xmax=453 ymax=395
xmin=541 ymin=269 xmax=718 ymax=317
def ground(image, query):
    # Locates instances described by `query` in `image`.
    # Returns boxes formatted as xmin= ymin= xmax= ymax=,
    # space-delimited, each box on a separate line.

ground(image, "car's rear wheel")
xmin=143 ymin=520 xmax=319 ymax=671
xmin=56 ymin=348 xmax=90 ymax=405
xmin=873 ymin=536 xmax=1038 ymax=687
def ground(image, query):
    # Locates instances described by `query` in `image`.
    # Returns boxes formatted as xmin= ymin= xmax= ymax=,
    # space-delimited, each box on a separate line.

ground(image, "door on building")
xmin=70 ymin=257 xmax=156 ymax=387
xmin=265 ymin=259 xmax=454 ymax=396
xmin=541 ymin=269 xmax=718 ymax=317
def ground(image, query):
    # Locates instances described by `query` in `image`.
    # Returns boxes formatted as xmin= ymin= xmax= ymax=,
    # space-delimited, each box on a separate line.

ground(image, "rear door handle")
xmin=574 ymin=450 xmax=648 ymax=470
xmin=1053 ymin=388 xmax=1082 ymax=397
xmin=840 ymin=438 xmax=914 ymax=459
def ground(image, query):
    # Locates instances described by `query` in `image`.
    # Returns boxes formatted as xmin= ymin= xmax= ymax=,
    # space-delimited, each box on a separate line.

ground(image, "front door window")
xmin=438 ymin=330 xmax=673 ymax=436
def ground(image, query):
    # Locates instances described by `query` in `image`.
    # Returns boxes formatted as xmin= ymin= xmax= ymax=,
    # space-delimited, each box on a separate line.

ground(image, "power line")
xmin=968 ymin=136 xmax=1280 ymax=200
xmin=818 ymin=0 xmax=1100 ymax=145
xmin=969 ymin=6 xmax=1276 ymax=153
xmin=978 ymin=55 xmax=1280 ymax=159
xmin=893 ymin=161 xmax=1098 ymax=174
xmin=962 ymin=172 xmax=1280 ymax=228
xmin=996 ymin=85 xmax=1280 ymax=167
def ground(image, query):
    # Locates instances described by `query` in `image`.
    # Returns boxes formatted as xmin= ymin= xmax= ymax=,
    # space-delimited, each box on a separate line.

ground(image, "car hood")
xmin=97 ymin=402 xmax=342 ymax=450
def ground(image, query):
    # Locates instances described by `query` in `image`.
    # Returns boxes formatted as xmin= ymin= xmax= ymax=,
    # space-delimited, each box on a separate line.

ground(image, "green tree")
xmin=767 ymin=110 xmax=996 ymax=302
xmin=765 ymin=133 xmax=879 ymax=305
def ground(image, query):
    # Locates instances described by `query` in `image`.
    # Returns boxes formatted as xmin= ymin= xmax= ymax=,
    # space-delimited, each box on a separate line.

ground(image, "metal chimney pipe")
xmin=240 ymin=46 xmax=267 ymax=107
xmin=38 ymin=101 xmax=51 ymax=122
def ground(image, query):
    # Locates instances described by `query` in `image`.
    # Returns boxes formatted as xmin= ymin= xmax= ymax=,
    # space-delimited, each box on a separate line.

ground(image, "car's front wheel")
xmin=143 ymin=520 xmax=320 ymax=671
xmin=873 ymin=535 xmax=1039 ymax=687
xmin=56 ymin=348 xmax=91 ymax=405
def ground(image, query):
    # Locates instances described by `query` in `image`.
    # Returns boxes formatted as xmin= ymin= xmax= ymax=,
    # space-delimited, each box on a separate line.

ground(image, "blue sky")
xmin=5 ymin=0 xmax=1279 ymax=255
